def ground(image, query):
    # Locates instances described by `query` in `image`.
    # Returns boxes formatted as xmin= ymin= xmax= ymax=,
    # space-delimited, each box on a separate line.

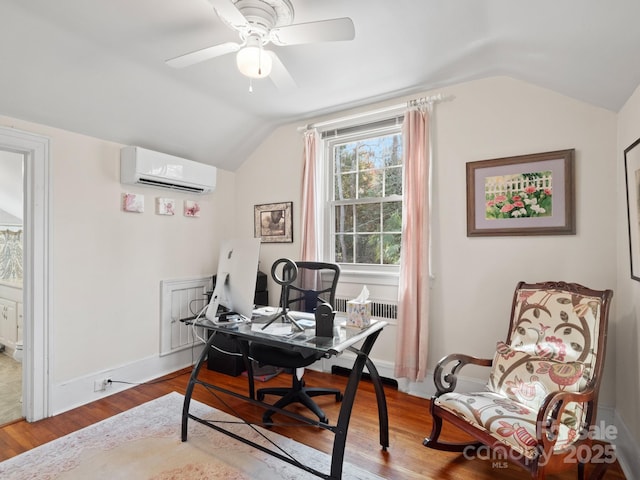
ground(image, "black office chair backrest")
xmin=281 ymin=261 xmax=340 ymax=313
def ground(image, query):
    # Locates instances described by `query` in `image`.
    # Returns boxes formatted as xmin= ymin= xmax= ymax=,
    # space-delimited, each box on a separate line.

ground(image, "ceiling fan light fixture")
xmin=236 ymin=45 xmax=272 ymax=79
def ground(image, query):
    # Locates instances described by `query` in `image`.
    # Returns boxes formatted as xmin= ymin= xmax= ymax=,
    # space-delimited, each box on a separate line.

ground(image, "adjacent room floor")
xmin=0 ymin=352 xmax=22 ymax=425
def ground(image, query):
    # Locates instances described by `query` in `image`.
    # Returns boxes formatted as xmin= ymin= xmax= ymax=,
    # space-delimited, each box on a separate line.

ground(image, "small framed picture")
xmin=466 ymin=149 xmax=575 ymax=236
xmin=184 ymin=200 xmax=201 ymax=217
xmin=254 ymin=202 xmax=293 ymax=243
xmin=156 ymin=198 xmax=175 ymax=216
xmin=122 ymin=193 xmax=144 ymax=213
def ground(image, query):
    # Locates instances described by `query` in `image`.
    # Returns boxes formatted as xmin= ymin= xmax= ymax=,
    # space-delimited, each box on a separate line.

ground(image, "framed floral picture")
xmin=466 ymin=149 xmax=575 ymax=236
xmin=156 ymin=197 xmax=175 ymax=216
xmin=184 ymin=200 xmax=201 ymax=217
xmin=624 ymin=137 xmax=640 ymax=281
xmin=254 ymin=202 xmax=293 ymax=243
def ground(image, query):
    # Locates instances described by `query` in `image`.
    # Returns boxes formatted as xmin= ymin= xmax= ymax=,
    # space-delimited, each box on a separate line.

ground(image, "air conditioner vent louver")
xmin=136 ymin=178 xmax=206 ymax=194
xmin=120 ymin=146 xmax=216 ymax=194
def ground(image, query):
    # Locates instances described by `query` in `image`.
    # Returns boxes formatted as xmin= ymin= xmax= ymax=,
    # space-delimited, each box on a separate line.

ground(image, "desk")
xmin=181 ymin=314 xmax=389 ymax=480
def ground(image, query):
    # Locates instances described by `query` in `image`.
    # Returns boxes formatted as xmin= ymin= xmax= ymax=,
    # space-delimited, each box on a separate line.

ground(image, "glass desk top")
xmin=192 ymin=310 xmax=387 ymax=357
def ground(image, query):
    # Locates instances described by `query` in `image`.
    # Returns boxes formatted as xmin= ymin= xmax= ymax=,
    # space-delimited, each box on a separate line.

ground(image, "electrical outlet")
xmin=93 ymin=378 xmax=111 ymax=392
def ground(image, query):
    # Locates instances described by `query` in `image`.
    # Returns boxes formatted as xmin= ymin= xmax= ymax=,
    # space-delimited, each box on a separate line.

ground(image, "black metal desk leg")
xmin=365 ymin=357 xmax=389 ymax=449
xmin=237 ymin=340 xmax=255 ymax=399
xmin=181 ymin=332 xmax=216 ymax=442
xmin=330 ymin=329 xmax=384 ymax=480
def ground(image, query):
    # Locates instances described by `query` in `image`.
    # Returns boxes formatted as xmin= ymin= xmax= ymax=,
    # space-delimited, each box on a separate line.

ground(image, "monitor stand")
xmin=205 ymin=272 xmax=229 ymax=322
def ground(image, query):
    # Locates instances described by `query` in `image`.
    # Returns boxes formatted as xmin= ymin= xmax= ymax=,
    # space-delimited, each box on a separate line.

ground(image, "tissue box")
xmin=346 ymin=300 xmax=371 ymax=328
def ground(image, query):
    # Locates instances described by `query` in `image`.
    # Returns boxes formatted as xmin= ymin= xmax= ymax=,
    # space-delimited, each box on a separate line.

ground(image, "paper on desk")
xmin=253 ymin=306 xmax=278 ymax=316
xmin=251 ymin=322 xmax=293 ymax=336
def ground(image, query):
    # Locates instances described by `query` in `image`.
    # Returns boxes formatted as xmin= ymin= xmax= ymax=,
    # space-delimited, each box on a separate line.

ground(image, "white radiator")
xmin=160 ymin=276 xmax=211 ymax=356
xmin=334 ymin=296 xmax=398 ymax=320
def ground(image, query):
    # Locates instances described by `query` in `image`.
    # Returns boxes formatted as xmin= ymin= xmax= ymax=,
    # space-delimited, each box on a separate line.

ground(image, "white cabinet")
xmin=17 ymin=301 xmax=23 ymax=343
xmin=0 ymin=283 xmax=23 ymax=352
xmin=0 ymin=297 xmax=18 ymax=349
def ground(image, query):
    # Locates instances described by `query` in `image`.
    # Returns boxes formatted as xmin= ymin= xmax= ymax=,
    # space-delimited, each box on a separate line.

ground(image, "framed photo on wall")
xmin=624 ymin=137 xmax=640 ymax=281
xmin=254 ymin=201 xmax=293 ymax=243
xmin=466 ymin=149 xmax=575 ymax=236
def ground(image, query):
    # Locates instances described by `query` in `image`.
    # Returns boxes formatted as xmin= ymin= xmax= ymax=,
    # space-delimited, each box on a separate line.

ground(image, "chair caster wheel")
xmin=257 ymin=392 xmax=265 ymax=401
xmin=335 ymin=392 xmax=343 ymax=402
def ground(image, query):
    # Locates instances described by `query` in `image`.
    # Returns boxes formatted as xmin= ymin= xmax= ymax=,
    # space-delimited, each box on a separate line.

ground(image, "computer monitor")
xmin=205 ymin=237 xmax=261 ymax=321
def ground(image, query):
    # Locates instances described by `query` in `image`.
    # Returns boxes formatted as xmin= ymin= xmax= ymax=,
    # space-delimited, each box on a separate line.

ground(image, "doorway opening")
xmin=0 ymin=149 xmax=24 ymax=424
xmin=0 ymin=127 xmax=51 ymax=422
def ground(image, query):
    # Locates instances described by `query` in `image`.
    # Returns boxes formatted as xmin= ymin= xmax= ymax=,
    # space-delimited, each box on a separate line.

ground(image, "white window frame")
xmin=319 ymin=120 xmax=403 ymax=285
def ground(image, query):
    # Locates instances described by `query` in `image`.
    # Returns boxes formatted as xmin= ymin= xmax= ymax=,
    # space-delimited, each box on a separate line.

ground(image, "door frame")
xmin=0 ymin=126 xmax=51 ymax=421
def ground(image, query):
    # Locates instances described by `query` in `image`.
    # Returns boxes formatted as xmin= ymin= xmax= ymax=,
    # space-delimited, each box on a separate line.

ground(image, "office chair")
xmin=250 ymin=260 xmax=343 ymax=424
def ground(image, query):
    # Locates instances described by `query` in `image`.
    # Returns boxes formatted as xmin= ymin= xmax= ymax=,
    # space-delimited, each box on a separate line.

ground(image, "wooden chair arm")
xmin=535 ymin=388 xmax=596 ymax=452
xmin=433 ymin=353 xmax=493 ymax=395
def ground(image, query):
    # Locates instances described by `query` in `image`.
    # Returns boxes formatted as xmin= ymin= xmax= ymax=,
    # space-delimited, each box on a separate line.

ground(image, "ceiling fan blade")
xmin=267 ymin=51 xmax=297 ymax=90
xmin=166 ymin=41 xmax=241 ymax=68
xmin=270 ymin=17 xmax=355 ymax=46
xmin=208 ymin=0 xmax=249 ymax=31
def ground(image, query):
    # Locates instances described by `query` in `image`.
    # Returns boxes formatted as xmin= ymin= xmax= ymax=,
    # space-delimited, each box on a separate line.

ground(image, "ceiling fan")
xmin=166 ymin=0 xmax=355 ymax=89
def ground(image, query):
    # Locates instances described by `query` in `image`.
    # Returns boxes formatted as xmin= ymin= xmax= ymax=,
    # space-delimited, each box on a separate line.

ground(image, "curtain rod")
xmin=297 ymin=93 xmax=454 ymax=132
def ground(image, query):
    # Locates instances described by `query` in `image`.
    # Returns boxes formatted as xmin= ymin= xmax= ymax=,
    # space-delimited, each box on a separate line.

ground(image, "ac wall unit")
xmin=120 ymin=146 xmax=216 ymax=194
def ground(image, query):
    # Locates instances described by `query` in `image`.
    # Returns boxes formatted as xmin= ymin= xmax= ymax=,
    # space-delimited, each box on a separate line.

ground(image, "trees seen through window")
xmin=331 ymin=131 xmax=403 ymax=266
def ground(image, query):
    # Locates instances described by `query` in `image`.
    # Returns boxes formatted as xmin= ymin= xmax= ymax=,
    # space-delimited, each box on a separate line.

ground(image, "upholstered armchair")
xmin=424 ymin=281 xmax=613 ymax=480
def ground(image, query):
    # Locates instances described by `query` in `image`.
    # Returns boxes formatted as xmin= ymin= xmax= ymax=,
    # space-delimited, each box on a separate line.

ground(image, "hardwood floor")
xmin=0 ymin=366 xmax=627 ymax=479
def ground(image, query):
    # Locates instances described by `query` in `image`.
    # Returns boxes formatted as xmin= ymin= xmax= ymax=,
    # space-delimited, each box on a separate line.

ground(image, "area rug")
xmin=0 ymin=391 xmax=382 ymax=479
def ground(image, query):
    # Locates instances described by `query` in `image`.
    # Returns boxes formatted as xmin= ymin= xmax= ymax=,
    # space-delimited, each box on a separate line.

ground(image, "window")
xmin=322 ymin=120 xmax=403 ymax=271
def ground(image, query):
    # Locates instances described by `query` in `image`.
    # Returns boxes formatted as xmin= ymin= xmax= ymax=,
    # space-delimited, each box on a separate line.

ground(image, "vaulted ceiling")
xmin=1 ymin=0 xmax=639 ymax=171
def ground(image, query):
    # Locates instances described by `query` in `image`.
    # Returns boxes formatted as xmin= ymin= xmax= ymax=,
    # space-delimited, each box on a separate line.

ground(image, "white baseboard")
xmin=612 ymin=409 xmax=640 ymax=479
xmin=314 ymin=352 xmax=398 ymax=386
xmin=320 ymin=353 xmax=484 ymax=398
xmin=51 ymin=344 xmax=205 ymax=416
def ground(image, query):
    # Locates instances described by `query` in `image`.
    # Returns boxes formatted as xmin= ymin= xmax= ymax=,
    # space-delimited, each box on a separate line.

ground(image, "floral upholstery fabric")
xmin=434 ymin=286 xmax=603 ymax=459
xmin=434 ymin=391 xmax=582 ymax=459
xmin=488 ymin=341 xmax=586 ymax=411
xmin=507 ymin=287 xmax=602 ymax=369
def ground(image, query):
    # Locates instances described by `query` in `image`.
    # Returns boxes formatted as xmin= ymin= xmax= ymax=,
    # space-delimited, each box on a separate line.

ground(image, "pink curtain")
xmin=394 ymin=107 xmax=430 ymax=382
xmin=300 ymin=129 xmax=319 ymax=262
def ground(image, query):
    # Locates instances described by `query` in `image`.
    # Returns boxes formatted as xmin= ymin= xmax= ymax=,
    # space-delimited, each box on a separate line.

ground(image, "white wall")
xmin=235 ymin=125 xmax=304 ymax=279
xmin=615 ymin=83 xmax=640 ymax=470
xmin=235 ymin=76 xmax=618 ymax=406
xmin=0 ymin=115 xmax=238 ymax=411
xmin=430 ymin=77 xmax=617 ymax=405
